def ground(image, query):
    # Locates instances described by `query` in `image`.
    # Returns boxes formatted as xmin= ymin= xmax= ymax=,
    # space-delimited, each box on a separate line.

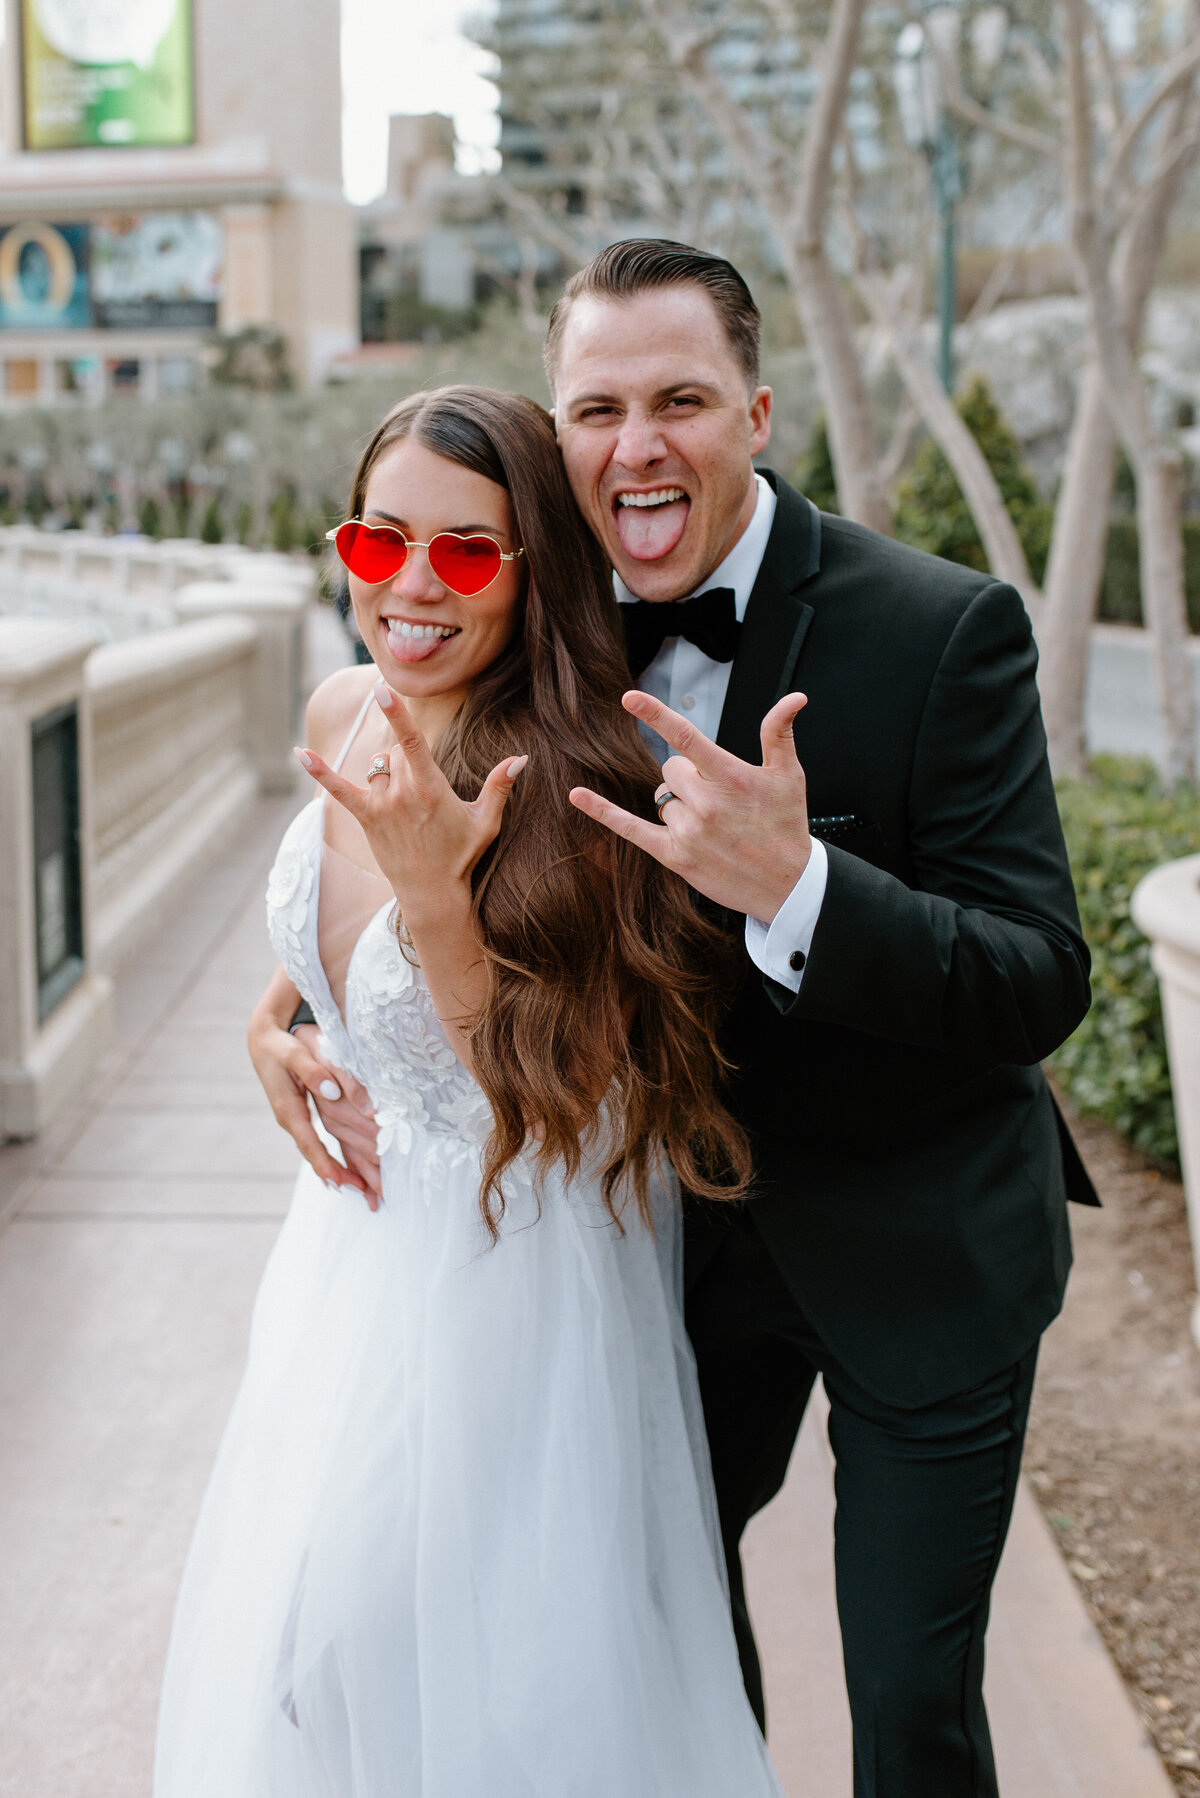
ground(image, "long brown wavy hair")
xmin=349 ymin=384 xmax=751 ymax=1234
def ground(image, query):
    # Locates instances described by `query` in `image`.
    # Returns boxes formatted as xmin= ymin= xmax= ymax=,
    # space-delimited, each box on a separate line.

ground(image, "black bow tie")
xmin=621 ymin=587 xmax=740 ymax=677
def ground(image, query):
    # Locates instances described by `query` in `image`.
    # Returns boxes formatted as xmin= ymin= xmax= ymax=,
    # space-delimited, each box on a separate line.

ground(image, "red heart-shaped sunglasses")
xmin=327 ymin=521 xmax=525 ymax=597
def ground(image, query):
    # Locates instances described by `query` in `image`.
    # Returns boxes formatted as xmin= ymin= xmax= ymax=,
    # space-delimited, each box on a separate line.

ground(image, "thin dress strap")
xmin=331 ymin=686 xmax=377 ymax=772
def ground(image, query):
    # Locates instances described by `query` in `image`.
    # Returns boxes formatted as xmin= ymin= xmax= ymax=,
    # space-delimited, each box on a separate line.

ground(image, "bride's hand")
xmin=294 ymin=679 xmax=527 ymax=925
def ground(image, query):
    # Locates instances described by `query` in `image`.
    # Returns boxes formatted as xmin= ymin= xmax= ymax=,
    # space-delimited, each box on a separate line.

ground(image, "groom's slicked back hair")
xmin=544 ymin=239 xmax=762 ymax=391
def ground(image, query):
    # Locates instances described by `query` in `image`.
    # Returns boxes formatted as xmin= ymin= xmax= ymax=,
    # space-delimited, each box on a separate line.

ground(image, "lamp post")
xmin=894 ymin=18 xmax=964 ymax=395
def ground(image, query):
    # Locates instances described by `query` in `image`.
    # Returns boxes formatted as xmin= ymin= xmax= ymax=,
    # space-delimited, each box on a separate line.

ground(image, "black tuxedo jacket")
xmin=686 ymin=471 xmax=1096 ymax=1408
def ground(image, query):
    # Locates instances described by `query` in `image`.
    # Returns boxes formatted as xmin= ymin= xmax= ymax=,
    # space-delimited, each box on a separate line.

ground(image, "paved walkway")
xmin=0 ymin=732 xmax=1177 ymax=1795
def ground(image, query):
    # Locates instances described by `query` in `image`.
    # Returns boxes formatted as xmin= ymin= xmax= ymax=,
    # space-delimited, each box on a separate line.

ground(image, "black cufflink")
xmin=788 ymin=950 xmax=806 ymax=972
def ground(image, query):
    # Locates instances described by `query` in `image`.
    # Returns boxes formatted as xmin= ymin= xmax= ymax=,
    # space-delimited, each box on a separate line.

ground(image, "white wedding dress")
xmin=155 ymin=696 xmax=783 ymax=1798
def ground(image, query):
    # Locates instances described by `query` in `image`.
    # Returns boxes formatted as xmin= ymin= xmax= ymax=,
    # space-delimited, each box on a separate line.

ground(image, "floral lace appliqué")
xmin=266 ymin=803 xmax=495 ymax=1157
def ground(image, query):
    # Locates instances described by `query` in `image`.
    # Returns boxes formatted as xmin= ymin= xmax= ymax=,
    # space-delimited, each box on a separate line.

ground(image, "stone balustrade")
xmin=0 ymin=593 xmax=307 ymax=1138
xmin=88 ymin=619 xmax=260 ymax=975
xmin=0 ymin=525 xmax=316 ymax=640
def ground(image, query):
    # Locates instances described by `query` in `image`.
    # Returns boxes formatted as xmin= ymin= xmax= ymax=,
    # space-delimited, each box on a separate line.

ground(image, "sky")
xmin=340 ymin=0 xmax=500 ymax=203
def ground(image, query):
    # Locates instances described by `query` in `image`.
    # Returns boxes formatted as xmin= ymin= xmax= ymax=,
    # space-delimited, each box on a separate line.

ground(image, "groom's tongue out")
xmin=615 ymin=489 xmax=689 ymax=560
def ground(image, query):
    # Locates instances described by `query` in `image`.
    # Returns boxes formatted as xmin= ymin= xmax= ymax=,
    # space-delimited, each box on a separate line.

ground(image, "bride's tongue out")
xmin=615 ymin=496 xmax=689 ymax=561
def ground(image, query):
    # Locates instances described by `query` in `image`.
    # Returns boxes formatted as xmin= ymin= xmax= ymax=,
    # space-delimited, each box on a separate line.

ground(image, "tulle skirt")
xmin=154 ymin=1131 xmax=783 ymax=1797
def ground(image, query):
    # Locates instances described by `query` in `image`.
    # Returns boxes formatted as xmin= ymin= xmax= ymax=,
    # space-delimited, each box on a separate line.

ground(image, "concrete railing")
xmin=0 ymin=588 xmax=308 ymax=1138
xmin=1131 ymin=854 xmax=1200 ymax=1353
xmin=0 ymin=525 xmax=316 ymax=641
xmin=88 ymin=619 xmax=259 ymax=975
xmin=0 ymin=524 xmax=308 ymax=596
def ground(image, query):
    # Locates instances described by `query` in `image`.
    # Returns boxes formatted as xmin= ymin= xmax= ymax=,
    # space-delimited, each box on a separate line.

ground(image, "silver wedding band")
xmin=366 ymin=755 xmax=390 ymax=782
xmin=655 ymin=789 xmax=679 ymax=819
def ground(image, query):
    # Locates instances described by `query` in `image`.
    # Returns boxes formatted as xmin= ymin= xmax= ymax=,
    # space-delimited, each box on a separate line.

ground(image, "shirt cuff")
xmin=743 ymin=837 xmax=829 ymax=993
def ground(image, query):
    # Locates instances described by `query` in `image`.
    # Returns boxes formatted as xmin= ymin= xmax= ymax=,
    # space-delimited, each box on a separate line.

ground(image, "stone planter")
xmin=1131 ymin=852 xmax=1200 ymax=1351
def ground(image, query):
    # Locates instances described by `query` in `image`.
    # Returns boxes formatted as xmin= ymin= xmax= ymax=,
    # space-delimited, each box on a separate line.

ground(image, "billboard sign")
xmin=0 ymin=222 xmax=90 ymax=329
xmin=21 ymin=0 xmax=194 ymax=150
xmin=91 ymin=212 xmax=221 ymax=329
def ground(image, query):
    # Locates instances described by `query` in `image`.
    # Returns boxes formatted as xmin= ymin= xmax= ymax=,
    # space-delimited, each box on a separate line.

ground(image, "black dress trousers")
xmin=685 ymin=1211 xmax=1038 ymax=1798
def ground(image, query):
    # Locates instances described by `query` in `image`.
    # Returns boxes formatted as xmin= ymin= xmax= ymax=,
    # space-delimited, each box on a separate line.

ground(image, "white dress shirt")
xmin=614 ymin=472 xmax=827 ymax=993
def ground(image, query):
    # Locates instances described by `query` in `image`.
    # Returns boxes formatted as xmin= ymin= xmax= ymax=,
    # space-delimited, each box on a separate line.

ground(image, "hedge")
xmin=1050 ymin=756 xmax=1200 ymax=1167
xmin=1097 ymin=516 xmax=1200 ymax=631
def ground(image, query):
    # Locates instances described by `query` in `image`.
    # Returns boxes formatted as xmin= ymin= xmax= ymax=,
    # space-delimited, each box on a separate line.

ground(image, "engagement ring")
xmin=367 ymin=756 xmax=390 ymax=782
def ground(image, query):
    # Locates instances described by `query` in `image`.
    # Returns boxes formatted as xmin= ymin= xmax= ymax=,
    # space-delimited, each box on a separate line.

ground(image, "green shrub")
xmin=199 ymin=496 xmax=223 ymax=543
xmin=1050 ymin=755 xmax=1200 ymax=1166
xmin=893 ymin=374 xmax=1052 ymax=584
xmin=138 ymin=495 xmax=162 ymax=540
xmin=1097 ymin=515 xmax=1200 ymax=631
xmin=794 ymin=412 xmax=840 ymax=513
xmin=269 ymin=488 xmax=297 ymax=553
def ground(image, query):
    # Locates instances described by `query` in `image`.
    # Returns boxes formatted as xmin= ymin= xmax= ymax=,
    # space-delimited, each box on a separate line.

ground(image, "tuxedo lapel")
xmin=716 ymin=475 xmax=821 ymax=765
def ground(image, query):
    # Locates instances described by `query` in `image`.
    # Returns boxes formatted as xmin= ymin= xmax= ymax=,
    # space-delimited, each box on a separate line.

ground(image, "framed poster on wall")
xmin=91 ymin=212 xmax=222 ymax=328
xmin=0 ymin=222 xmax=90 ymax=328
xmin=20 ymin=0 xmax=195 ymax=150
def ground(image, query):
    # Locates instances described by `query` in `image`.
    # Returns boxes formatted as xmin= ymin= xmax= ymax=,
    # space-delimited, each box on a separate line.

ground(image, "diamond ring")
xmin=366 ymin=755 xmax=390 ymax=782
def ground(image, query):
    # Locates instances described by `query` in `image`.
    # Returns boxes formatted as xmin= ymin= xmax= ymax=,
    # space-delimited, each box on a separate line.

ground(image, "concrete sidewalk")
xmin=0 ymin=795 xmax=1176 ymax=1797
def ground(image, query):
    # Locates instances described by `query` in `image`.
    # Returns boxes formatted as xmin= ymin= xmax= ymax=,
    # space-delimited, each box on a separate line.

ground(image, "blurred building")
xmin=0 ymin=0 xmax=358 ymax=405
xmin=356 ymin=112 xmax=550 ymax=349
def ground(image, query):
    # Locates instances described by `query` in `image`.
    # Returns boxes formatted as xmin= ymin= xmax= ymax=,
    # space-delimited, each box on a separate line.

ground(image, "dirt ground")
xmin=1025 ymin=1102 xmax=1200 ymax=1790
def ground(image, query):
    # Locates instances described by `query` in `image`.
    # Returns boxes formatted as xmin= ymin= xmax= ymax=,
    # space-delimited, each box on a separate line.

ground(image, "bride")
xmin=154 ymin=385 xmax=783 ymax=1797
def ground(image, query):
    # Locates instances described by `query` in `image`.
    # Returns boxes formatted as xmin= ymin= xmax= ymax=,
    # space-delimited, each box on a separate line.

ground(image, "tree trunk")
xmin=785 ymin=245 xmax=893 ymax=535
xmin=1037 ymin=368 xmax=1117 ymax=775
xmin=1037 ymin=74 xmax=1196 ymax=775
xmin=875 ymin=316 xmax=1037 ymax=604
xmin=1136 ymin=447 xmax=1196 ymax=783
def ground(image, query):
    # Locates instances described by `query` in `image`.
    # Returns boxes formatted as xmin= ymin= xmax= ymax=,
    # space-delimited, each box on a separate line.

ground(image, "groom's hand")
xmin=569 ymin=691 xmax=812 ymax=922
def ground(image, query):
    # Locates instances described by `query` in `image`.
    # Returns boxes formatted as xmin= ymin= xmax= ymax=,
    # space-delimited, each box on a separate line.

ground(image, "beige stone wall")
xmin=193 ymin=0 xmax=344 ymax=188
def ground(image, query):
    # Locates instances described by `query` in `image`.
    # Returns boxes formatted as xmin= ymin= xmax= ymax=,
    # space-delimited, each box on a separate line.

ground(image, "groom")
xmin=262 ymin=241 xmax=1095 ymax=1796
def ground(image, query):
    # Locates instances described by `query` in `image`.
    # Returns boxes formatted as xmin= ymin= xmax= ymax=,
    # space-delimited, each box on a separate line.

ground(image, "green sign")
xmin=21 ymin=0 xmax=194 ymax=151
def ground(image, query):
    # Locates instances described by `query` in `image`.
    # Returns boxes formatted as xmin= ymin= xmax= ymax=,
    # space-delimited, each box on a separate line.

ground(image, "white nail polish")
xmin=318 ymin=1079 xmax=341 ymax=1101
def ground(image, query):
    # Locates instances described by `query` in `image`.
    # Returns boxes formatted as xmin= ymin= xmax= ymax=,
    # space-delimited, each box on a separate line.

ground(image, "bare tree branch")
xmin=879 ymin=399 xmax=920 ymax=492
xmin=645 ymin=0 xmax=792 ymax=220
xmin=859 ymin=269 xmax=1040 ymax=601
xmin=793 ymin=0 xmax=870 ymax=246
xmin=488 ymin=175 xmax=589 ymax=271
xmin=1115 ymin=126 xmax=1200 ymax=235
xmin=940 ymin=81 xmax=1059 ymax=159
xmin=963 ymin=189 xmax=1058 ymax=325
xmin=1104 ymin=31 xmax=1200 ymax=201
xmin=1088 ymin=9 xmax=1126 ymax=137
xmin=1010 ymin=33 xmax=1061 ymax=106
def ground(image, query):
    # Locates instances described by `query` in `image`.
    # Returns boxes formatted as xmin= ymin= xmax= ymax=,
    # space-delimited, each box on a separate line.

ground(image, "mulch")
xmin=1024 ymin=1102 xmax=1200 ymax=1790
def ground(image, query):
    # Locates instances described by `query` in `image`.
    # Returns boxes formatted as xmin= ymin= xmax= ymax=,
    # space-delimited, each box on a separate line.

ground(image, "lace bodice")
xmin=267 ymin=796 xmax=494 ymax=1157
